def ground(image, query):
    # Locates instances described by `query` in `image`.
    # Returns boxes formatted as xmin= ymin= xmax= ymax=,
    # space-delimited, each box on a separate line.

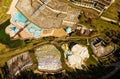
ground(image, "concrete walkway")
xmin=101 ymin=16 xmax=120 ymax=25
xmin=32 ymin=0 xmax=67 ymax=16
xmin=32 ymin=0 xmax=51 ymax=16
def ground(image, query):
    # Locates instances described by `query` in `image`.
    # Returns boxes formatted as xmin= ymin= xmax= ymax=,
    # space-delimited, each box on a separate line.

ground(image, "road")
xmin=0 ymin=40 xmax=49 ymax=66
xmin=0 ymin=41 xmax=48 ymax=58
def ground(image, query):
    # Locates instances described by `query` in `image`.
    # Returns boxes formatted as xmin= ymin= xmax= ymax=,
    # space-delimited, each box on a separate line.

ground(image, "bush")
xmin=0 ymin=20 xmax=24 ymax=48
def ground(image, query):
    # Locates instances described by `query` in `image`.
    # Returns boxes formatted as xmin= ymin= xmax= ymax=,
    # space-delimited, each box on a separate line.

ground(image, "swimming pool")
xmin=10 ymin=26 xmax=19 ymax=33
xmin=27 ymin=23 xmax=42 ymax=38
xmin=12 ymin=12 xmax=28 ymax=25
xmin=65 ymin=27 xmax=72 ymax=33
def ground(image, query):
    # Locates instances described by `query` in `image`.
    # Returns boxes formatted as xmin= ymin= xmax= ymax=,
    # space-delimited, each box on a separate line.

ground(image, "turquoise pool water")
xmin=12 ymin=12 xmax=28 ymax=24
xmin=10 ymin=26 xmax=19 ymax=33
xmin=27 ymin=23 xmax=42 ymax=38
xmin=65 ymin=27 xmax=72 ymax=33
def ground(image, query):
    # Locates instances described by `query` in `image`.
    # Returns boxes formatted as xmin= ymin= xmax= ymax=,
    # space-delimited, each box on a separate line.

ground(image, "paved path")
xmin=0 ymin=41 xmax=48 ymax=58
xmin=32 ymin=0 xmax=51 ymax=16
xmin=32 ymin=0 xmax=67 ymax=17
xmin=101 ymin=16 xmax=117 ymax=23
xmin=11 ymin=21 xmax=30 ymax=39
xmin=101 ymin=16 xmax=120 ymax=25
xmin=46 ymin=6 xmax=67 ymax=14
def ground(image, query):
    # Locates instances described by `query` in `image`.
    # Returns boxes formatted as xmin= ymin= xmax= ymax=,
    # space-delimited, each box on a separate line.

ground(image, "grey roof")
xmin=16 ymin=0 xmax=80 ymax=29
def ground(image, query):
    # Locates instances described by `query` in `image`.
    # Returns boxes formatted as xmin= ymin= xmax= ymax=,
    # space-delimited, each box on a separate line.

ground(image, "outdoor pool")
xmin=12 ymin=12 xmax=28 ymax=25
xmin=27 ymin=23 xmax=42 ymax=38
xmin=10 ymin=26 xmax=19 ymax=33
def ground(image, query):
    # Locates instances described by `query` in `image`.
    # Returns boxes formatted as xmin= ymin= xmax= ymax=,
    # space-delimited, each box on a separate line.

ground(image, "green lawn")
xmin=0 ymin=20 xmax=24 ymax=48
xmin=78 ymin=12 xmax=120 ymax=46
xmin=85 ymin=45 xmax=98 ymax=67
xmin=0 ymin=1 xmax=23 ymax=48
xmin=79 ymin=14 xmax=119 ymax=34
xmin=92 ymin=18 xmax=119 ymax=33
xmin=0 ymin=0 xmax=12 ymax=24
xmin=102 ymin=0 xmax=120 ymax=20
xmin=55 ymin=45 xmax=74 ymax=72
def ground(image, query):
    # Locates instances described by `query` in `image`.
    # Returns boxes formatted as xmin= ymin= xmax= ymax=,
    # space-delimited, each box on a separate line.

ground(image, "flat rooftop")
xmin=35 ymin=45 xmax=62 ymax=71
xmin=16 ymin=0 xmax=80 ymax=29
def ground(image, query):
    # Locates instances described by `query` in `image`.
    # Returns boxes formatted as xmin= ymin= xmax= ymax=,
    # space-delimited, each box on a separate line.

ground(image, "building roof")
xmin=71 ymin=44 xmax=89 ymax=59
xmin=41 ymin=28 xmax=67 ymax=37
xmin=35 ymin=45 xmax=62 ymax=71
xmin=68 ymin=55 xmax=82 ymax=69
xmin=67 ymin=44 xmax=89 ymax=69
xmin=92 ymin=38 xmax=115 ymax=57
xmin=7 ymin=52 xmax=33 ymax=77
xmin=16 ymin=0 xmax=80 ymax=29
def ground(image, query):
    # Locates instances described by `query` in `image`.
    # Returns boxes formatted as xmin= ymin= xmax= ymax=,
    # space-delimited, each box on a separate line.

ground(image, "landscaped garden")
xmin=102 ymin=0 xmax=120 ymax=21
xmin=0 ymin=0 xmax=12 ymax=24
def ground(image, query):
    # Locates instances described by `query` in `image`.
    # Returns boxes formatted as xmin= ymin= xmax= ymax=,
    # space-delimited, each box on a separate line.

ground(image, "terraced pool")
xmin=27 ymin=23 xmax=42 ymax=38
xmin=12 ymin=12 xmax=28 ymax=25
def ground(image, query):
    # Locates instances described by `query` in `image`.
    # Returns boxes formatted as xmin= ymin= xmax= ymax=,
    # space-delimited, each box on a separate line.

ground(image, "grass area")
xmin=55 ymin=45 xmax=74 ymax=72
xmin=0 ymin=43 xmax=9 ymax=53
xmin=0 ymin=53 xmax=17 ymax=67
xmin=92 ymin=19 xmax=120 ymax=47
xmin=0 ymin=0 xmax=12 ymax=24
xmin=85 ymin=45 xmax=98 ymax=67
xmin=76 ymin=39 xmax=87 ymax=45
xmin=29 ymin=49 xmax=38 ymax=70
xmin=102 ymin=0 xmax=120 ymax=20
xmin=0 ymin=41 xmax=48 ymax=67
xmin=79 ymin=12 xmax=120 ymax=46
xmin=0 ymin=20 xmax=24 ymax=48
xmin=79 ymin=13 xmax=119 ymax=33
xmin=0 ymin=0 xmax=24 ymax=48
xmin=92 ymin=18 xmax=119 ymax=33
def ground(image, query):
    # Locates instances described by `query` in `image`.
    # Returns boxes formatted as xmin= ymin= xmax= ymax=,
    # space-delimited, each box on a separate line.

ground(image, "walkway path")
xmin=101 ymin=16 xmax=117 ymax=23
xmin=32 ymin=0 xmax=51 ymax=16
xmin=46 ymin=6 xmax=67 ymax=14
xmin=101 ymin=16 xmax=120 ymax=25
xmin=11 ymin=21 xmax=30 ymax=39
xmin=32 ymin=0 xmax=67 ymax=17
xmin=0 ymin=41 xmax=48 ymax=58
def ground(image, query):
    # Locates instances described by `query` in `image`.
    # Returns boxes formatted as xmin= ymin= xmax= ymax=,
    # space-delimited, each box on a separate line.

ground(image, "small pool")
xmin=65 ymin=27 xmax=72 ymax=33
xmin=10 ymin=26 xmax=19 ymax=33
xmin=12 ymin=12 xmax=28 ymax=25
xmin=27 ymin=23 xmax=42 ymax=38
